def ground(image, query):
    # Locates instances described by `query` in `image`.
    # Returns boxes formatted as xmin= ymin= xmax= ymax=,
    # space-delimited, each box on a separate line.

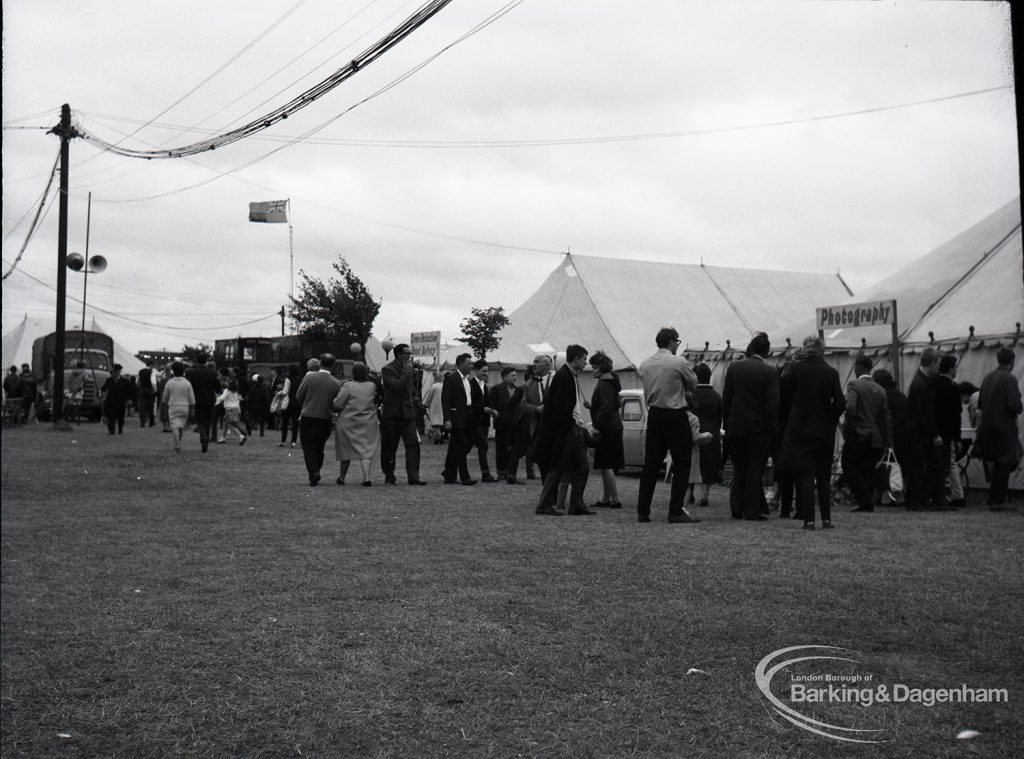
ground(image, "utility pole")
xmin=49 ymin=104 xmax=74 ymax=424
xmin=280 ymin=306 xmax=286 ymax=337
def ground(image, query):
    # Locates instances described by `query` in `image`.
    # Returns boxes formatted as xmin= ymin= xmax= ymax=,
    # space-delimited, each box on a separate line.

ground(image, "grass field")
xmin=2 ymin=422 xmax=1023 ymax=758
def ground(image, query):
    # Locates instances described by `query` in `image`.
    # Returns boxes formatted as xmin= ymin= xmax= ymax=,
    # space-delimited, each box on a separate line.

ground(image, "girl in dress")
xmin=215 ymin=380 xmax=248 ymax=445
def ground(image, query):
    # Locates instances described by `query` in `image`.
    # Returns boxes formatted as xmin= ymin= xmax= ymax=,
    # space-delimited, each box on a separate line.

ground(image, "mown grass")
xmin=2 ymin=423 xmax=1022 ymax=758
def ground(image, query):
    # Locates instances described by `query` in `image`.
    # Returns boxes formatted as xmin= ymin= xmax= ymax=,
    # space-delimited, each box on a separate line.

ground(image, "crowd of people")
xmin=4 ymin=333 xmax=1021 ymax=519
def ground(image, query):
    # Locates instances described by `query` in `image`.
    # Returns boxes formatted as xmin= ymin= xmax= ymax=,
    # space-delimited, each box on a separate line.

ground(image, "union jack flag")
xmin=249 ymin=199 xmax=289 ymax=223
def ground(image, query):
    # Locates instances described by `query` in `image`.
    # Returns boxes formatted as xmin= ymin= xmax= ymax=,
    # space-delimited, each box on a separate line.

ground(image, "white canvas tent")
xmin=489 ymin=253 xmax=853 ymax=373
xmin=2 ymin=315 xmax=146 ymax=375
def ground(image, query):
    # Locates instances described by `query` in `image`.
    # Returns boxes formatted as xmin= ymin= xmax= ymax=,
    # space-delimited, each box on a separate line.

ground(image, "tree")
xmin=181 ymin=343 xmax=213 ymax=364
xmin=289 ymin=257 xmax=380 ymax=354
xmin=458 ymin=306 xmax=510 ymax=360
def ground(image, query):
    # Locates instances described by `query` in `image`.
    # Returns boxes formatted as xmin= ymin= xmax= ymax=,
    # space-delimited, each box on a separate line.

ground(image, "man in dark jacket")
xmin=777 ymin=336 xmax=845 ymax=529
xmin=187 ymin=361 xmax=221 ymax=453
xmin=842 ymin=355 xmax=892 ymax=512
xmin=976 ymin=348 xmax=1023 ymax=510
xmin=441 ymin=354 xmax=482 ymax=485
xmin=489 ymin=367 xmax=518 ymax=481
xmin=380 ymin=344 xmax=426 ymax=485
xmin=100 ymin=364 xmax=133 ymax=435
xmin=722 ymin=332 xmax=780 ymax=521
xmin=905 ymin=347 xmax=945 ymax=510
xmin=533 ymin=345 xmax=593 ymax=516
xmin=246 ymin=375 xmax=271 ymax=437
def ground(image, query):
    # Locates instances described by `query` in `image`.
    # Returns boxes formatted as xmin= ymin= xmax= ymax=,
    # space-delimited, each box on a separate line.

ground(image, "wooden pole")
xmin=51 ymin=104 xmax=72 ymax=424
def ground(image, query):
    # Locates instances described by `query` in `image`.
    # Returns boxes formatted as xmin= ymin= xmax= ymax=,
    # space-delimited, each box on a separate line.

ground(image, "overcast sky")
xmin=2 ymin=0 xmax=1018 ymax=357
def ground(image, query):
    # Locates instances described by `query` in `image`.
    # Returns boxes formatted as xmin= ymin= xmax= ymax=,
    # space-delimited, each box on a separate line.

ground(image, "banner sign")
xmin=817 ymin=300 xmax=896 ymax=330
xmin=410 ymin=331 xmax=441 ymax=364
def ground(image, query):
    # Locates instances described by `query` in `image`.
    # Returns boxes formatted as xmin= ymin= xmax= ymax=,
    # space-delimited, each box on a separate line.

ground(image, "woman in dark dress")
xmin=692 ymin=363 xmax=723 ymax=507
xmin=588 ymin=351 xmax=624 ymax=509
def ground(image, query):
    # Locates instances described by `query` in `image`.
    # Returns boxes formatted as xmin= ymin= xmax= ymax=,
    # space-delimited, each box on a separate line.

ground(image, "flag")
xmin=249 ymin=199 xmax=288 ymax=223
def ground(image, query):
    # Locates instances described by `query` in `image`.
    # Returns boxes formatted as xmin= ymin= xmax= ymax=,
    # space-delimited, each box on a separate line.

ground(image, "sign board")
xmin=816 ymin=300 xmax=896 ymax=330
xmin=410 ymin=331 xmax=441 ymax=365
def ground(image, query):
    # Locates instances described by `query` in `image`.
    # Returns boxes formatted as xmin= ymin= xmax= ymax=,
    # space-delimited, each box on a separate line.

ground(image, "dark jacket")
xmin=380 ymin=358 xmax=419 ymax=421
xmin=777 ymin=355 xmax=844 ymax=474
xmin=907 ymin=369 xmax=939 ymax=441
xmin=844 ymin=376 xmax=892 ymax=449
xmin=694 ymin=384 xmax=723 ymax=437
xmin=589 ymin=375 xmax=623 ymax=433
xmin=933 ymin=374 xmax=962 ymax=444
xmin=723 ymin=355 xmax=780 ymax=439
xmin=247 ymin=382 xmax=271 ymax=413
xmin=976 ymin=366 xmax=1023 ymax=467
xmin=489 ymin=382 xmax=515 ymax=429
xmin=884 ymin=387 xmax=912 ymax=462
xmin=441 ymin=371 xmax=482 ymax=429
xmin=531 ymin=365 xmax=579 ymax=467
xmin=187 ymin=365 xmax=221 ymax=407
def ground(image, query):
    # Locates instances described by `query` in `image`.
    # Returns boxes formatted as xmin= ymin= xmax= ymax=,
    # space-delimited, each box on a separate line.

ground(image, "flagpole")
xmin=288 ymin=198 xmax=294 ymax=301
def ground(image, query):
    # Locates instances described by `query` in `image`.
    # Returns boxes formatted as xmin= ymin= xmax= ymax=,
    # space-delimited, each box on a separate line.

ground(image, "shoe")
xmin=568 ymin=507 xmax=597 ymax=515
xmin=590 ymin=501 xmax=612 ymax=508
xmin=309 ymin=476 xmax=320 ymax=487
xmin=803 ymin=523 xmax=815 ymax=530
xmin=481 ymin=474 xmax=500 ymax=483
xmin=743 ymin=515 xmax=768 ymax=521
xmin=444 ymin=479 xmax=460 ymax=485
xmin=950 ymin=499 xmax=966 ymax=508
xmin=688 ymin=493 xmax=696 ymax=504
xmin=239 ymin=437 xmax=246 ymax=446
xmin=699 ymin=497 xmax=709 ymax=508
xmin=851 ymin=506 xmax=874 ymax=513
xmin=278 ymin=442 xmax=287 ymax=448
xmin=362 ymin=481 xmax=372 ymax=487
xmin=201 ymin=443 xmax=208 ymax=453
xmin=408 ymin=479 xmax=428 ymax=486
xmin=638 ymin=515 xmax=652 ymax=523
xmin=461 ymin=479 xmax=478 ymax=486
xmin=336 ymin=477 xmax=345 ymax=485
xmin=608 ymin=501 xmax=622 ymax=509
xmin=162 ymin=429 xmax=172 ymax=433
xmin=215 ymin=440 xmax=226 ymax=445
xmin=385 ymin=476 xmax=398 ymax=486
xmin=822 ymin=521 xmax=835 ymax=529
xmin=506 ymin=479 xmax=526 ymax=485
xmin=535 ymin=506 xmax=563 ymax=516
xmin=668 ymin=513 xmax=701 ymax=523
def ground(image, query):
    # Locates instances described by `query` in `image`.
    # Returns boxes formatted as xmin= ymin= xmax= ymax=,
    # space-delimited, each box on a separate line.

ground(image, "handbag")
xmin=876 ymin=448 xmax=903 ymax=502
xmin=270 ymin=393 xmax=289 ymax=414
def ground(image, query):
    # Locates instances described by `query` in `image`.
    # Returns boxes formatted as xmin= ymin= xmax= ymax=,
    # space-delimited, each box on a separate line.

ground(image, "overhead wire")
xmin=76 ymin=0 xmax=455 ymax=160
xmin=2 ymin=150 xmax=61 ymax=280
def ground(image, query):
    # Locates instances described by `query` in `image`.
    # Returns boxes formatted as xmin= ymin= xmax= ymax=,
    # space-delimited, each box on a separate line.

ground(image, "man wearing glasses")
xmin=636 ymin=327 xmax=701 ymax=524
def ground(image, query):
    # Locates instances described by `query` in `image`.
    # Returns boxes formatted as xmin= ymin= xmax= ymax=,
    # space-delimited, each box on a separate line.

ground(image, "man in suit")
xmin=533 ymin=344 xmax=593 ymax=516
xmin=522 ymin=354 xmax=553 ymax=482
xmin=934 ymin=354 xmax=964 ymax=507
xmin=137 ymin=361 xmax=157 ymax=428
xmin=976 ymin=347 xmax=1023 ymax=510
xmin=468 ymin=359 xmax=499 ymax=482
xmin=380 ymin=343 xmax=426 ymax=486
xmin=489 ymin=367 xmax=519 ymax=481
xmin=722 ymin=332 xmax=780 ymax=521
xmin=186 ymin=360 xmax=221 ymax=453
xmin=842 ymin=355 xmax=892 ymax=512
xmin=295 ymin=353 xmax=342 ymax=486
xmin=905 ymin=347 xmax=945 ymax=510
xmin=504 ymin=367 xmax=533 ymax=484
xmin=636 ymin=326 xmax=701 ymax=524
xmin=441 ymin=353 xmax=481 ymax=485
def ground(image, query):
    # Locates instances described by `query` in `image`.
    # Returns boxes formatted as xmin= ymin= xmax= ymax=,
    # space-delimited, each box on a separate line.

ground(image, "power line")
xmin=2 ymin=150 xmax=61 ymax=280
xmin=76 ymin=0 xmax=454 ymax=160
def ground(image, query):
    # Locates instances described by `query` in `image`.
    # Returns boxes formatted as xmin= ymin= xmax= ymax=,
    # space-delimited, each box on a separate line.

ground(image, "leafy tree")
xmin=181 ymin=343 xmax=213 ymax=364
xmin=458 ymin=306 xmax=510 ymax=360
xmin=289 ymin=257 xmax=380 ymax=354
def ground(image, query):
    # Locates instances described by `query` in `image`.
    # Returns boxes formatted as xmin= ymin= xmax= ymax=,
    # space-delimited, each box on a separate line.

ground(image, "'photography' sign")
xmin=816 ymin=299 xmax=896 ymax=330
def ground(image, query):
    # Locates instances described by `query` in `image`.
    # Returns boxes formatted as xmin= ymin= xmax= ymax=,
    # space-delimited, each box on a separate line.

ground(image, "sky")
xmin=2 ymin=0 xmax=1019 ymax=360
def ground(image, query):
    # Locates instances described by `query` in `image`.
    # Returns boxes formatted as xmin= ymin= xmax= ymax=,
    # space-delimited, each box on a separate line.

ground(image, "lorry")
xmin=31 ymin=330 xmax=114 ymax=421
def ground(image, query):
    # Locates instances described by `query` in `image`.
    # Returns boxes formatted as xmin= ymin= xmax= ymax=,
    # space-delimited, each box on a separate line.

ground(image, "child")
xmin=685 ymin=397 xmax=714 ymax=507
xmin=215 ymin=380 xmax=248 ymax=446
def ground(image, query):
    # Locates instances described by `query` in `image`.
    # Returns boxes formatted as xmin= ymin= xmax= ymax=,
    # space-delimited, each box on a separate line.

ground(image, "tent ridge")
xmin=901 ymin=220 xmax=1022 ymax=340
xmin=701 ymin=266 xmax=755 ymax=335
